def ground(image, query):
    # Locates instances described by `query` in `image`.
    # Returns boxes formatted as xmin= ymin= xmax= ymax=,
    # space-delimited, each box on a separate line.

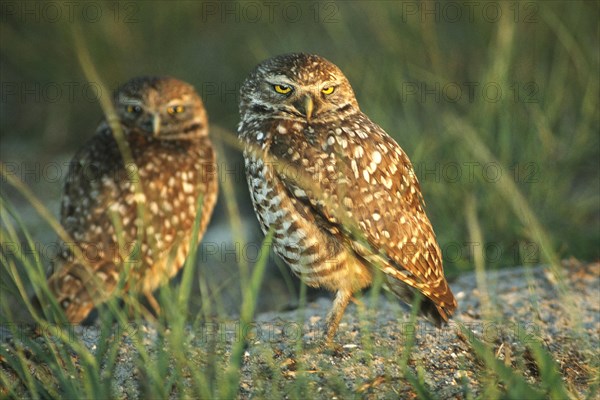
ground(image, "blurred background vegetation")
xmin=1 ymin=0 xmax=598 ymax=316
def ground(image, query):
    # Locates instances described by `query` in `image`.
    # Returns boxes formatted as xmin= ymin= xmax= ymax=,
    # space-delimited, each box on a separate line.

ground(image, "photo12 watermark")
xmin=1 ymin=159 xmax=543 ymax=195
xmin=1 ymin=81 xmax=102 ymax=104
xmin=0 ymin=160 xmax=219 ymax=186
xmin=1 ymin=238 xmax=542 ymax=268
xmin=199 ymin=1 xmax=340 ymax=24
xmin=413 ymin=161 xmax=542 ymax=184
xmin=442 ymin=241 xmax=541 ymax=265
xmin=400 ymin=1 xmax=539 ymax=24
xmin=0 ymin=319 xmax=544 ymax=346
xmin=400 ymin=81 xmax=540 ymax=104
xmin=1 ymin=1 xmax=140 ymax=24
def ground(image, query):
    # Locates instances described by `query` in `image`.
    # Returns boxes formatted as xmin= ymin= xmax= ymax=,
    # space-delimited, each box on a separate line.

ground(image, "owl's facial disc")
xmin=114 ymin=77 xmax=207 ymax=140
xmin=263 ymin=75 xmax=346 ymax=122
xmin=240 ymin=54 xmax=359 ymax=124
xmin=118 ymin=94 xmax=204 ymax=139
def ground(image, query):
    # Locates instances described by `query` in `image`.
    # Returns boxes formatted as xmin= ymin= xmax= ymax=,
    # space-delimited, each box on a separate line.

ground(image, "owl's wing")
xmin=60 ymin=126 xmax=123 ymax=236
xmin=49 ymin=127 xmax=125 ymax=321
xmin=270 ymin=118 xmax=456 ymax=322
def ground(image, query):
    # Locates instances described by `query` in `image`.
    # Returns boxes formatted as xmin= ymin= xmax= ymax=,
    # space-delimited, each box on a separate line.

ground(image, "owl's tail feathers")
xmin=427 ymin=279 xmax=458 ymax=326
xmin=384 ymin=276 xmax=457 ymax=328
xmin=34 ymin=262 xmax=114 ymax=324
xmin=420 ymin=295 xmax=455 ymax=328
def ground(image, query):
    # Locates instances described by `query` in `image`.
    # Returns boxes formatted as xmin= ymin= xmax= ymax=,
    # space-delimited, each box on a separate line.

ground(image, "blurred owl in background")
xmin=44 ymin=76 xmax=218 ymax=323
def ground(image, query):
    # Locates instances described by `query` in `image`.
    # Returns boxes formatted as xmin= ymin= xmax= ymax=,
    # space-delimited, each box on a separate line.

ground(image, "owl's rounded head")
xmin=113 ymin=76 xmax=207 ymax=138
xmin=240 ymin=53 xmax=359 ymax=123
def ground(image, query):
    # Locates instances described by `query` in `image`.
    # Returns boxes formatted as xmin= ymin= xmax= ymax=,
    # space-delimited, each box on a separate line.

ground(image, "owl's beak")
xmin=141 ymin=114 xmax=161 ymax=136
xmin=294 ymin=94 xmax=314 ymax=122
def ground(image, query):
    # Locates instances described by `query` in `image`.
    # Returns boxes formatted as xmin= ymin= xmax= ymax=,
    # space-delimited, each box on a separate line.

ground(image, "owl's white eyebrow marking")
xmin=321 ymin=81 xmax=337 ymax=89
xmin=118 ymin=95 xmax=143 ymax=105
xmin=266 ymin=75 xmax=295 ymax=86
xmin=170 ymin=94 xmax=193 ymax=104
xmin=165 ymin=99 xmax=187 ymax=107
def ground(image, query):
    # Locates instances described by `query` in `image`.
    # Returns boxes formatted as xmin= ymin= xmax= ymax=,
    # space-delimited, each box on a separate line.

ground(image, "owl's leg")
xmin=324 ymin=289 xmax=352 ymax=345
xmin=144 ymin=291 xmax=161 ymax=316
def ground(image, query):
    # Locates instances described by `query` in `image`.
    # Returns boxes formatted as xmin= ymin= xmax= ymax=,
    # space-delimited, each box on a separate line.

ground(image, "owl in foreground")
xmin=238 ymin=53 xmax=457 ymax=343
xmin=44 ymin=76 xmax=218 ymax=323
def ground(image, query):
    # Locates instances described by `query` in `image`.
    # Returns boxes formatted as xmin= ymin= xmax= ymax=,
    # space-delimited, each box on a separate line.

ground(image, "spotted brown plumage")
xmin=45 ymin=76 xmax=218 ymax=323
xmin=238 ymin=53 xmax=456 ymax=343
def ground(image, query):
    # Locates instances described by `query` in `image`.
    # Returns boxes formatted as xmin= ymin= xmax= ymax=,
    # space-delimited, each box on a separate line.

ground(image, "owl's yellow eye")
xmin=321 ymin=86 xmax=335 ymax=95
xmin=127 ymin=105 xmax=142 ymax=114
xmin=273 ymin=84 xmax=292 ymax=94
xmin=167 ymin=105 xmax=185 ymax=115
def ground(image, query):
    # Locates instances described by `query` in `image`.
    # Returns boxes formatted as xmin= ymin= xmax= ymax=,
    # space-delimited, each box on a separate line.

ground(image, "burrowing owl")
xmin=45 ymin=76 xmax=218 ymax=323
xmin=239 ymin=54 xmax=456 ymax=343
